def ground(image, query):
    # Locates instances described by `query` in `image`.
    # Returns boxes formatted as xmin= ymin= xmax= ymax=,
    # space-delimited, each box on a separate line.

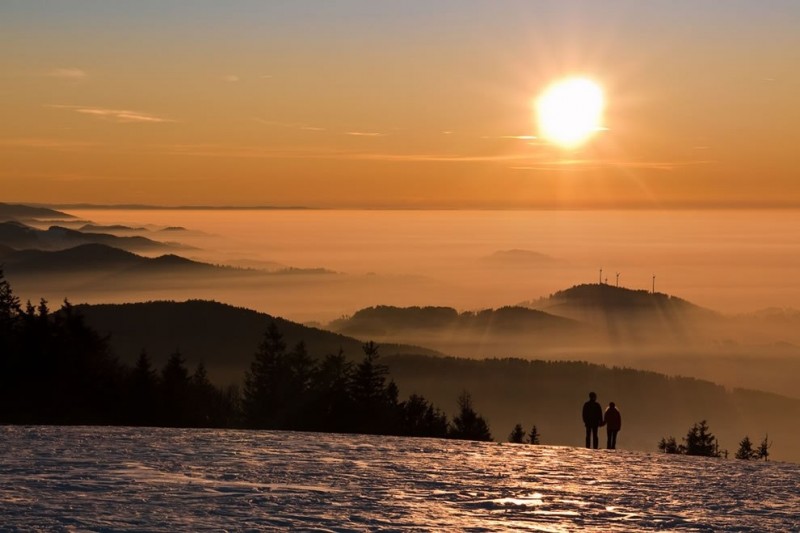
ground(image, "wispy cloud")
xmin=345 ymin=131 xmax=386 ymax=137
xmin=48 ymin=68 xmax=87 ymax=80
xmin=222 ymin=74 xmax=240 ymax=83
xmin=510 ymin=159 xmax=713 ymax=172
xmin=47 ymin=105 xmax=175 ymax=123
xmin=151 ymin=145 xmax=555 ymax=163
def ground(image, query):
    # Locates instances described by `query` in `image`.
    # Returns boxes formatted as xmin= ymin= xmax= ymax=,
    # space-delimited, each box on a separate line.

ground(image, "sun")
xmin=535 ymin=77 xmax=605 ymax=148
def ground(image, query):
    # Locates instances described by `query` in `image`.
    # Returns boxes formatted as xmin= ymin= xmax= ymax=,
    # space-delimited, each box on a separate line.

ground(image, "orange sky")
xmin=2 ymin=1 xmax=800 ymax=208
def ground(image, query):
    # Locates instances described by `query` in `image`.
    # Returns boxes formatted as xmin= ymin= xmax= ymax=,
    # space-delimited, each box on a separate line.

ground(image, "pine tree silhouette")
xmin=508 ymin=423 xmax=526 ymax=443
xmin=528 ymin=425 xmax=541 ymax=445
xmin=683 ymin=420 xmax=721 ymax=457
xmin=735 ymin=436 xmax=756 ymax=460
xmin=757 ymin=434 xmax=772 ymax=461
xmin=243 ymin=322 xmax=287 ymax=428
xmin=449 ymin=391 xmax=492 ymax=441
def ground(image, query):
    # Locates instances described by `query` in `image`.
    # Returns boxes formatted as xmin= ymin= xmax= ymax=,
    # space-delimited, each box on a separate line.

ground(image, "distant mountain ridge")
xmin=79 ymin=224 xmax=148 ymax=233
xmin=0 ymin=243 xmax=225 ymax=274
xmin=0 ymin=202 xmax=74 ymax=221
xmin=0 ymin=241 xmax=336 ymax=280
xmin=0 ymin=221 xmax=172 ymax=252
xmin=330 ymin=305 xmax=578 ymax=337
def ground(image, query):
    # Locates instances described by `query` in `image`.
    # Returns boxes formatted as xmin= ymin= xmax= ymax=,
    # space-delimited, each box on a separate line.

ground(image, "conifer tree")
xmin=350 ymin=341 xmax=388 ymax=405
xmin=349 ymin=341 xmax=393 ymax=433
xmin=129 ymin=350 xmax=158 ymax=426
xmin=735 ymin=436 xmax=756 ymax=460
xmin=657 ymin=436 xmax=682 ymax=454
xmin=307 ymin=350 xmax=353 ymax=431
xmin=449 ymin=391 xmax=492 ymax=442
xmin=161 ymin=350 xmax=190 ymax=426
xmin=0 ymin=268 xmax=20 ymax=332
xmin=189 ymin=362 xmax=224 ymax=427
xmin=0 ymin=269 xmax=21 ymax=419
xmin=757 ymin=434 xmax=772 ymax=461
xmin=528 ymin=425 xmax=541 ymax=445
xmin=400 ymin=394 xmax=448 ymax=438
xmin=243 ymin=322 xmax=287 ymax=428
xmin=508 ymin=423 xmax=526 ymax=443
xmin=683 ymin=420 xmax=721 ymax=457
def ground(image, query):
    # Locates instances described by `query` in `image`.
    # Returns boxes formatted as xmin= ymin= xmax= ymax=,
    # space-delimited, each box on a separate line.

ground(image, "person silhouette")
xmin=582 ymin=391 xmax=603 ymax=449
xmin=604 ymin=401 xmax=622 ymax=450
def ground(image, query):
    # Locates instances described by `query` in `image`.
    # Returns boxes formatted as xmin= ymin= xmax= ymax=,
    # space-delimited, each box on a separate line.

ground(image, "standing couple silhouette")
xmin=582 ymin=391 xmax=622 ymax=449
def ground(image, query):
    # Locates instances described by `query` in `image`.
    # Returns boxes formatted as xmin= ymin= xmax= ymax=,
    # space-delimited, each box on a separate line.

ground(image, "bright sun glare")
xmin=535 ymin=77 xmax=605 ymax=149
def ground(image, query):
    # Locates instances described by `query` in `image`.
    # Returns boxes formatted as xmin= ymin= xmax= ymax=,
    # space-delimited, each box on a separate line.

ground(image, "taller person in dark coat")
xmin=582 ymin=391 xmax=603 ymax=449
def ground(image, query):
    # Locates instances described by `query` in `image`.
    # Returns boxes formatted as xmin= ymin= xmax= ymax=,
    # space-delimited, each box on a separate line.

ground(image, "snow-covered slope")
xmin=1 ymin=426 xmax=797 ymax=531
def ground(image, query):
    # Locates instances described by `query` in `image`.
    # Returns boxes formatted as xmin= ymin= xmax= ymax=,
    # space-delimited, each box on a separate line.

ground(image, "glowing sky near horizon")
xmin=2 ymin=1 xmax=800 ymax=208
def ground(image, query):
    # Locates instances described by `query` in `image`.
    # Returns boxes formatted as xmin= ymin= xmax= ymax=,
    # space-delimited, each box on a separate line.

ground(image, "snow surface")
xmin=1 ymin=426 xmax=798 ymax=531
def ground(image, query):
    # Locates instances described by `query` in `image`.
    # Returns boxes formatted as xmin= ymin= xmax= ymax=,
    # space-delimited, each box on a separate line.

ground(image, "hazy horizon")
xmin=3 ymin=207 xmax=795 ymax=320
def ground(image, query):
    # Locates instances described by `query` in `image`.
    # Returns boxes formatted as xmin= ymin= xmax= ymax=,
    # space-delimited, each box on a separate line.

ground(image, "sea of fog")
xmin=63 ymin=208 xmax=800 ymax=323
xmin=1 ymin=426 xmax=798 ymax=531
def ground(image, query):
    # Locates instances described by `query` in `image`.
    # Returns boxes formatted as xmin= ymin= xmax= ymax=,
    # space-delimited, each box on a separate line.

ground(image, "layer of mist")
xmin=4 ymin=206 xmax=800 ymax=415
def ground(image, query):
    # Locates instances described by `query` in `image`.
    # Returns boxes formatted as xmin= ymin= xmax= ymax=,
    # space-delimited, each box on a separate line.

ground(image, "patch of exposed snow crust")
xmin=1 ymin=426 xmax=798 ymax=531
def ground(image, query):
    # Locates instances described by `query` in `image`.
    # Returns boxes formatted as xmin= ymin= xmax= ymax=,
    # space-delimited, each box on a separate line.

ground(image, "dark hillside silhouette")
xmin=0 ymin=268 xmax=481 ymax=440
xmin=538 ymin=283 xmax=706 ymax=315
xmin=1 ymin=244 xmax=164 ymax=272
xmin=76 ymin=300 xmax=442 ymax=384
xmin=522 ymin=283 xmax=717 ymax=343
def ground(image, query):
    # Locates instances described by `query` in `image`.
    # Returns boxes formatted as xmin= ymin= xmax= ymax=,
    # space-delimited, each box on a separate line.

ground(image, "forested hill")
xmin=329 ymin=305 xmax=579 ymax=337
xmin=526 ymin=283 xmax=714 ymax=318
xmin=77 ymin=300 xmax=442 ymax=384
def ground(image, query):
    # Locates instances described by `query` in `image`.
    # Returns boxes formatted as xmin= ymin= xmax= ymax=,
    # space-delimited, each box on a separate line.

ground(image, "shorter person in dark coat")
xmin=604 ymin=402 xmax=622 ymax=450
xmin=582 ymin=392 xmax=603 ymax=449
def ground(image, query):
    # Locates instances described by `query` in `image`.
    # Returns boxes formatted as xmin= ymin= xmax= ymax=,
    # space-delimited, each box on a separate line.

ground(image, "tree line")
xmin=0 ymin=270 xmax=492 ymax=440
xmin=658 ymin=419 xmax=771 ymax=460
